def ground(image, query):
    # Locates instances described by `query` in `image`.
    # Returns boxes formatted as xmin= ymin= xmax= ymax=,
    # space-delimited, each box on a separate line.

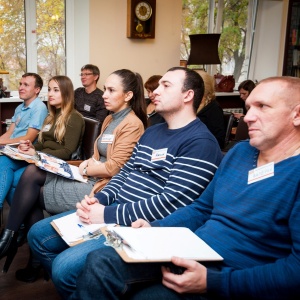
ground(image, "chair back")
xmin=223 ymin=112 xmax=235 ymax=147
xmin=235 ymin=116 xmax=249 ymax=141
xmin=81 ymin=117 xmax=102 ymax=160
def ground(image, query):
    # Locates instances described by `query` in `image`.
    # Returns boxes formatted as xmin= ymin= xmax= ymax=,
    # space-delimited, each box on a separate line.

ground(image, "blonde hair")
xmin=196 ymin=70 xmax=216 ymax=113
xmin=39 ymin=76 xmax=78 ymax=143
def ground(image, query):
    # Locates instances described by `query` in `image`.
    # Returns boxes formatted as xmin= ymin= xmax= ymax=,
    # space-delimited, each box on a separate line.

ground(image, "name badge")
xmin=248 ymin=162 xmax=274 ymax=184
xmin=151 ymin=148 xmax=168 ymax=161
xmin=101 ymin=134 xmax=115 ymax=144
xmin=42 ymin=124 xmax=51 ymax=132
xmin=84 ymin=104 xmax=91 ymax=112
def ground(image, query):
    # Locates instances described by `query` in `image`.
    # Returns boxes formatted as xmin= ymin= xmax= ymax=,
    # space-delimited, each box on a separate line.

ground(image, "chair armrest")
xmin=67 ymin=160 xmax=83 ymax=167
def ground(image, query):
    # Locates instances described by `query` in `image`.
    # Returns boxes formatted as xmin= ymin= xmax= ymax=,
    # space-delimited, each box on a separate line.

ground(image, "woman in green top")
xmin=25 ymin=75 xmax=85 ymax=159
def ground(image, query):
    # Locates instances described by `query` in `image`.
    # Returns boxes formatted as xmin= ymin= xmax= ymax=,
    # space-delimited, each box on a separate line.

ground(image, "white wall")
xmin=248 ymin=0 xmax=288 ymax=81
xmin=68 ymin=0 xmax=288 ymax=87
xmin=89 ymin=0 xmax=182 ymax=88
xmin=66 ymin=0 xmax=90 ymax=89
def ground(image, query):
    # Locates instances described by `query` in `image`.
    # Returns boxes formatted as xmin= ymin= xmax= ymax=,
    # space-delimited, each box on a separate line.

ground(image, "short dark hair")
xmin=22 ymin=73 xmax=43 ymax=93
xmin=144 ymin=75 xmax=162 ymax=92
xmin=167 ymin=67 xmax=204 ymax=113
xmin=238 ymin=80 xmax=256 ymax=93
xmin=81 ymin=64 xmax=100 ymax=83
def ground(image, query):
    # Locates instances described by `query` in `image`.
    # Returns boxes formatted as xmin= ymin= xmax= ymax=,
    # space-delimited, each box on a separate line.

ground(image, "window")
xmin=0 ymin=0 xmax=65 ymax=91
xmin=181 ymin=0 xmax=258 ymax=82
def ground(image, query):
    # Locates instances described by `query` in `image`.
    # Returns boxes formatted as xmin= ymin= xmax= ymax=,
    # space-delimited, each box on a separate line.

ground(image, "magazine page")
xmin=0 ymin=145 xmax=36 ymax=162
xmin=36 ymin=152 xmax=87 ymax=183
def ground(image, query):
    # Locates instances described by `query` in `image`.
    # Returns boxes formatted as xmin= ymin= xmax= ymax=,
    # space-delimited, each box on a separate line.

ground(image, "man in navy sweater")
xmin=71 ymin=76 xmax=300 ymax=299
xmin=28 ymin=67 xmax=223 ymax=298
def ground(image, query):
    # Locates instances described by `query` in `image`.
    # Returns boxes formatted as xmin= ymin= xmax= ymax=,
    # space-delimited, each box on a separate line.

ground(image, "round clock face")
xmin=135 ymin=1 xmax=152 ymax=21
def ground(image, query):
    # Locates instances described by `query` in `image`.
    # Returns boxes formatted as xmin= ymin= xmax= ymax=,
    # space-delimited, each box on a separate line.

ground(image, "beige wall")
xmin=89 ymin=0 xmax=182 ymax=88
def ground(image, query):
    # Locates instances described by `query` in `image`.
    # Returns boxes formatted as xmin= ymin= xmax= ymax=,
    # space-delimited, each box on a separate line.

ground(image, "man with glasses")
xmin=75 ymin=64 xmax=108 ymax=123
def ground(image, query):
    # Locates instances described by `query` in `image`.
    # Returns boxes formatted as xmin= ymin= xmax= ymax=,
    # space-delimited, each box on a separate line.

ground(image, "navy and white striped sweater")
xmin=95 ymin=118 xmax=223 ymax=225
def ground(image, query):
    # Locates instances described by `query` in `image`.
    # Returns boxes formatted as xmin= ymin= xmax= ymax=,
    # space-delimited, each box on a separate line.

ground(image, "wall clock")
xmin=127 ymin=0 xmax=156 ymax=39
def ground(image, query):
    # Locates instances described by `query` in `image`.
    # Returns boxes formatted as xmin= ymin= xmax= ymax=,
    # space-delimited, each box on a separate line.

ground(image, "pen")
xmin=92 ymin=157 xmax=100 ymax=165
xmin=77 ymin=224 xmax=93 ymax=236
xmin=109 ymin=229 xmax=144 ymax=256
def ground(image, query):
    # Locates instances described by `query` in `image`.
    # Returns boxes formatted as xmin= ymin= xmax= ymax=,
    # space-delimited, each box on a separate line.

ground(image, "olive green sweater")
xmin=34 ymin=109 xmax=85 ymax=160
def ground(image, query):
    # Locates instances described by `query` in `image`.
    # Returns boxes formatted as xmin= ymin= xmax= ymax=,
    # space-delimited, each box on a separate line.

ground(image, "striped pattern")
xmin=95 ymin=119 xmax=222 ymax=225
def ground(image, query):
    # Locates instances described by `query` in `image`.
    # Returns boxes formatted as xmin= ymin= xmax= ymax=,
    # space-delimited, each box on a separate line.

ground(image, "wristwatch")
xmin=83 ymin=167 xmax=88 ymax=176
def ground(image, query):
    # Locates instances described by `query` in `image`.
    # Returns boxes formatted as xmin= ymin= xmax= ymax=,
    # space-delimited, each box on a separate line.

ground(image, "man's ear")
xmin=183 ymin=89 xmax=194 ymax=104
xmin=292 ymin=104 xmax=300 ymax=126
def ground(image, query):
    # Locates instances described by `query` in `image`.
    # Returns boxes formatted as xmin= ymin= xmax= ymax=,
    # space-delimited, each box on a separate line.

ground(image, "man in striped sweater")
xmin=28 ymin=67 xmax=223 ymax=298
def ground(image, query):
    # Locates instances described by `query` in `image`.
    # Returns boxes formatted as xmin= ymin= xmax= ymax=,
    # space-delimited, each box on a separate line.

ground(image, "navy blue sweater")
xmin=153 ymin=141 xmax=300 ymax=299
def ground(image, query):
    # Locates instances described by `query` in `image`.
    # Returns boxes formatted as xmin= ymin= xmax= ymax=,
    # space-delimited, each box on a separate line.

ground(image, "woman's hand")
xmin=87 ymin=157 xmax=100 ymax=166
xmin=18 ymin=140 xmax=36 ymax=156
xmin=79 ymin=160 xmax=89 ymax=175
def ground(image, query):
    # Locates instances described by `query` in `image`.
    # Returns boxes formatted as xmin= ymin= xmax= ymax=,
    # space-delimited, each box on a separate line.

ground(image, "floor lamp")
xmin=187 ymin=34 xmax=221 ymax=74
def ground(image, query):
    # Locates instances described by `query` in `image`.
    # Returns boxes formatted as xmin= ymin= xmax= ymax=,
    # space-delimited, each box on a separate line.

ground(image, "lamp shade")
xmin=187 ymin=34 xmax=221 ymax=65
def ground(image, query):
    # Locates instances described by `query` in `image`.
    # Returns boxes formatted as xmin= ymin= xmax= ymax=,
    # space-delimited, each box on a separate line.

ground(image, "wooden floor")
xmin=0 ymin=202 xmax=61 ymax=299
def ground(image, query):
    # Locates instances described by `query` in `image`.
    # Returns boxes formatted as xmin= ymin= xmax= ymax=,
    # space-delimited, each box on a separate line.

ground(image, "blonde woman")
xmin=196 ymin=70 xmax=225 ymax=148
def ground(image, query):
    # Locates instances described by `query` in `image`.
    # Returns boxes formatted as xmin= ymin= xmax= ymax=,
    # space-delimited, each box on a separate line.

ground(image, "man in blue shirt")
xmin=0 ymin=73 xmax=48 ymax=208
xmin=0 ymin=73 xmax=48 ymax=144
xmin=70 ymin=76 xmax=300 ymax=299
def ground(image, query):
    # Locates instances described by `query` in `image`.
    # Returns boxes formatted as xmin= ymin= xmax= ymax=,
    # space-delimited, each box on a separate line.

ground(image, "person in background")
xmin=75 ymin=64 xmax=109 ymax=124
xmin=196 ymin=70 xmax=225 ymax=149
xmin=0 ymin=69 xmax=147 ymax=283
xmin=28 ymin=67 xmax=223 ymax=298
xmin=72 ymin=76 xmax=300 ymax=300
xmin=0 ymin=73 xmax=48 ymax=211
xmin=144 ymin=75 xmax=165 ymax=126
xmin=0 ymin=75 xmax=85 ymax=276
xmin=235 ymin=79 xmax=256 ymax=118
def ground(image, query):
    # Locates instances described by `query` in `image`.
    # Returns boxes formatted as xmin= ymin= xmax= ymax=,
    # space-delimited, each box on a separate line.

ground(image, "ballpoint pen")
xmin=106 ymin=229 xmax=144 ymax=256
xmin=77 ymin=224 xmax=93 ymax=236
xmin=92 ymin=157 xmax=100 ymax=164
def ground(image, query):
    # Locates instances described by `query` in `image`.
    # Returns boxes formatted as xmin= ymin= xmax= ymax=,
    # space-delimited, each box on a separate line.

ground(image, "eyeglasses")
xmin=80 ymin=73 xmax=94 ymax=77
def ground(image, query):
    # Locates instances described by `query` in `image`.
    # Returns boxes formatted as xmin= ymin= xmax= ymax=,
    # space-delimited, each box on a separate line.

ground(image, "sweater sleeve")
xmin=151 ymin=162 xmax=218 ymax=229
xmin=94 ymin=145 xmax=139 ymax=204
xmin=206 ymin=192 xmax=300 ymax=300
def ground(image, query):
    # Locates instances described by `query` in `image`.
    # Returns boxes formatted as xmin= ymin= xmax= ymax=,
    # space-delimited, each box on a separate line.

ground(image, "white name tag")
xmin=42 ymin=124 xmax=51 ymax=132
xmin=101 ymin=134 xmax=115 ymax=144
xmin=84 ymin=104 xmax=91 ymax=112
xmin=248 ymin=162 xmax=274 ymax=184
xmin=151 ymin=148 xmax=168 ymax=161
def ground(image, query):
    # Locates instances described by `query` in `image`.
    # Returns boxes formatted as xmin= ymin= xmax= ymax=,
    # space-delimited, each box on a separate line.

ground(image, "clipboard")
xmin=51 ymin=212 xmax=106 ymax=247
xmin=101 ymin=226 xmax=223 ymax=263
xmin=51 ymin=221 xmax=86 ymax=247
